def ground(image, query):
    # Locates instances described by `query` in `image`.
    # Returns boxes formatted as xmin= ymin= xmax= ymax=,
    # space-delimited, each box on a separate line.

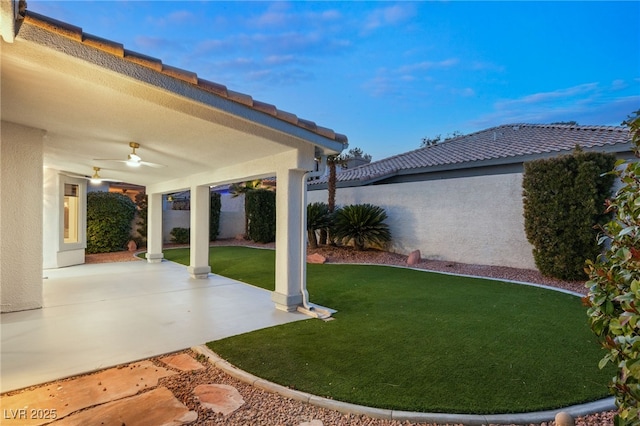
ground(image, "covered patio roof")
xmin=0 ymin=1 xmax=347 ymax=314
xmin=1 ymin=9 xmax=347 ymax=189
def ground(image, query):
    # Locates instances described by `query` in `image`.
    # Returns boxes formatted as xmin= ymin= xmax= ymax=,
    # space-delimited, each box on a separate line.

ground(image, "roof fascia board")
xmin=16 ymin=17 xmax=346 ymax=155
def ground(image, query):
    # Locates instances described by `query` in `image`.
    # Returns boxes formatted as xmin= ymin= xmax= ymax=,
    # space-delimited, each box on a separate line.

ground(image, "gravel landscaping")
xmin=80 ymin=240 xmax=615 ymax=425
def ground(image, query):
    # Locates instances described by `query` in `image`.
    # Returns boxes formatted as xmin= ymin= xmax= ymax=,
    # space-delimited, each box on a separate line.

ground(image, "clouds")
xmin=470 ymin=80 xmax=640 ymax=128
xmin=362 ymin=3 xmax=417 ymax=33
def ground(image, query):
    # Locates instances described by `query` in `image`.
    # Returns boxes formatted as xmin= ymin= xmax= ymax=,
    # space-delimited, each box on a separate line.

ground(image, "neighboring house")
xmin=308 ymin=123 xmax=633 ymax=270
xmin=1 ymin=2 xmax=347 ymax=313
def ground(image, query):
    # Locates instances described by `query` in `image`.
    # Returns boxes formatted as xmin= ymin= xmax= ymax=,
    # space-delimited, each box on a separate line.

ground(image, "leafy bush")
xmin=87 ymin=191 xmax=137 ymax=253
xmin=585 ymin=111 xmax=640 ymax=425
xmin=246 ymin=189 xmax=276 ymax=243
xmin=307 ymin=202 xmax=331 ymax=248
xmin=134 ymin=192 xmax=147 ymax=247
xmin=170 ymin=227 xmax=190 ymax=244
xmin=210 ymin=192 xmax=221 ymax=242
xmin=332 ymin=203 xmax=391 ymax=251
xmin=522 ymin=148 xmax=616 ymax=280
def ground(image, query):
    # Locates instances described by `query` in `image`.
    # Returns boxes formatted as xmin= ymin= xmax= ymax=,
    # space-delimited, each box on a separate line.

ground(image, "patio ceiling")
xmin=1 ymin=11 xmax=346 ymax=189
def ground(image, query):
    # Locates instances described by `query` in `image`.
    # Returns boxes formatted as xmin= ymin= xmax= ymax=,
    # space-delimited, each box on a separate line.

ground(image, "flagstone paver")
xmin=193 ymin=384 xmax=245 ymax=416
xmin=299 ymin=420 xmax=324 ymax=426
xmin=50 ymin=386 xmax=197 ymax=426
xmin=161 ymin=353 xmax=206 ymax=372
xmin=0 ymin=361 xmax=176 ymax=426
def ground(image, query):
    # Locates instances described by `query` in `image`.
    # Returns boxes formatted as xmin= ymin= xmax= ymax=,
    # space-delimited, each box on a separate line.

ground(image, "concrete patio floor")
xmin=1 ymin=259 xmax=308 ymax=393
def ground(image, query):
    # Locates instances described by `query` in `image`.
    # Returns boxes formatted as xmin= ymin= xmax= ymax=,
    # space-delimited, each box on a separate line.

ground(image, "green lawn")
xmin=163 ymin=246 xmax=614 ymax=414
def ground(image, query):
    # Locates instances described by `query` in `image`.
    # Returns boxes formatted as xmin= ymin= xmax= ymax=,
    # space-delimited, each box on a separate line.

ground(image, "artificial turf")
xmin=163 ymin=246 xmax=614 ymax=414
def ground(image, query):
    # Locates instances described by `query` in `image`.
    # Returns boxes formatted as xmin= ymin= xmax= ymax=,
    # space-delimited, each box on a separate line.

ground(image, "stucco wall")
xmin=308 ymin=173 xmax=537 ymax=270
xmin=162 ymin=194 xmax=246 ymax=241
xmin=218 ymin=194 xmax=244 ymax=239
xmin=1 ymin=121 xmax=45 ymax=312
xmin=163 ymin=210 xmax=190 ymax=243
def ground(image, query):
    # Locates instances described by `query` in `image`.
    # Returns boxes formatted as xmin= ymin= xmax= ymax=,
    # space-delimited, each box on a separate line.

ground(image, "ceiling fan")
xmin=94 ymin=142 xmax=166 ymax=168
xmin=63 ymin=167 xmax=122 ymax=184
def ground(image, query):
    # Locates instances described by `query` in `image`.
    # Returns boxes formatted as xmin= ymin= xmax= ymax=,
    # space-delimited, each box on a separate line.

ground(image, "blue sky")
xmin=30 ymin=1 xmax=640 ymax=161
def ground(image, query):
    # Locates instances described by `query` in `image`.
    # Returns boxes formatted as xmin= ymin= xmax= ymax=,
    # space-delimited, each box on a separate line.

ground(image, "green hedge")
xmin=87 ymin=191 xmax=137 ymax=253
xmin=585 ymin=111 xmax=640 ymax=424
xmin=210 ymin=192 xmax=221 ymax=241
xmin=170 ymin=227 xmax=190 ymax=244
xmin=246 ymin=189 xmax=276 ymax=243
xmin=522 ymin=148 xmax=616 ymax=280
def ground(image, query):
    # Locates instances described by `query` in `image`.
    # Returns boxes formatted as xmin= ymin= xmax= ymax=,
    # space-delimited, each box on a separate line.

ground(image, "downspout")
xmin=297 ymin=155 xmax=332 ymax=320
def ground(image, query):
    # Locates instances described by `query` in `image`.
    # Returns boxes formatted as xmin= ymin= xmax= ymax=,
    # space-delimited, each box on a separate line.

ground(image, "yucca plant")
xmin=332 ymin=203 xmax=391 ymax=251
xmin=307 ymin=202 xmax=331 ymax=248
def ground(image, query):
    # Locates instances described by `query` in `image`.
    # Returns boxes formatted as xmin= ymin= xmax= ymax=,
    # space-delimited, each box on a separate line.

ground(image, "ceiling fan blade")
xmin=94 ymin=143 xmax=166 ymax=168
xmin=140 ymin=161 xmax=167 ymax=168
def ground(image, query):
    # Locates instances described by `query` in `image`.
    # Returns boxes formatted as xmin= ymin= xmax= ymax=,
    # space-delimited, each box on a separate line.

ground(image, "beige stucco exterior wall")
xmin=218 ymin=194 xmax=245 ymax=239
xmin=308 ymin=173 xmax=537 ymax=270
xmin=162 ymin=194 xmax=245 ymax=241
xmin=1 ymin=121 xmax=45 ymax=312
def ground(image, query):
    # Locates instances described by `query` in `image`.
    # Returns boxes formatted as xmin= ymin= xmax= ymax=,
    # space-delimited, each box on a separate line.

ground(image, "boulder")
xmin=307 ymin=253 xmax=327 ymax=264
xmin=127 ymin=240 xmax=137 ymax=252
xmin=407 ymin=250 xmax=421 ymax=266
xmin=555 ymin=412 xmax=575 ymax=426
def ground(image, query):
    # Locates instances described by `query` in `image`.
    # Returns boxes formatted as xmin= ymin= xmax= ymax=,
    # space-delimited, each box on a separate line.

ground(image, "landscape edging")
xmin=192 ymin=345 xmax=615 ymax=424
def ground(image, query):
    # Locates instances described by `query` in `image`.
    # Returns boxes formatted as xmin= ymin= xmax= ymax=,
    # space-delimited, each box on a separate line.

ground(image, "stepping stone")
xmin=193 ymin=384 xmax=245 ymax=416
xmin=160 ymin=353 xmax=205 ymax=372
xmin=299 ymin=421 xmax=323 ymax=426
xmin=51 ymin=386 xmax=197 ymax=425
xmin=0 ymin=361 xmax=176 ymax=425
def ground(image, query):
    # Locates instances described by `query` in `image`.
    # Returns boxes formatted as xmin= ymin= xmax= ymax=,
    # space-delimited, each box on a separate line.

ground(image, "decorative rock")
xmin=307 ymin=253 xmax=327 ymax=264
xmin=127 ymin=240 xmax=137 ymax=252
xmin=555 ymin=411 xmax=575 ymax=426
xmin=407 ymin=250 xmax=421 ymax=266
xmin=160 ymin=353 xmax=205 ymax=372
xmin=235 ymin=234 xmax=246 ymax=240
xmin=193 ymin=384 xmax=245 ymax=415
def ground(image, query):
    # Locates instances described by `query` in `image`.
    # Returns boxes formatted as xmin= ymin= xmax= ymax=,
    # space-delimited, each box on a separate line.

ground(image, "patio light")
xmin=90 ymin=167 xmax=103 ymax=184
xmin=126 ymin=153 xmax=142 ymax=167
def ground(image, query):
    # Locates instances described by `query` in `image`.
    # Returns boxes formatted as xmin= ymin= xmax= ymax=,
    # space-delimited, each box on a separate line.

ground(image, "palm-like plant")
xmin=332 ymin=204 xmax=391 ymax=251
xmin=307 ymin=202 xmax=331 ymax=248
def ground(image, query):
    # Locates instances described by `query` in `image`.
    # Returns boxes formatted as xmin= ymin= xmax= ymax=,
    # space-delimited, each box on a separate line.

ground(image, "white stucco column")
xmin=1 ymin=121 xmax=45 ymax=312
xmin=146 ymin=192 xmax=164 ymax=263
xmin=272 ymin=168 xmax=306 ymax=311
xmin=187 ymin=185 xmax=211 ymax=279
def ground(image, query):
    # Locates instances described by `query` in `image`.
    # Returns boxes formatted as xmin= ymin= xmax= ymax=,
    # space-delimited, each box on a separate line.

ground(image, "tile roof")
xmin=21 ymin=11 xmax=348 ymax=146
xmin=311 ymin=123 xmax=632 ymax=186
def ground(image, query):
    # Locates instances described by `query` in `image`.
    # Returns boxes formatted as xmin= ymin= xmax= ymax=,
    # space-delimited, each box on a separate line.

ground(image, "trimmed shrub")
xmin=523 ymin=147 xmax=616 ymax=280
xmin=210 ymin=192 xmax=221 ymax=242
xmin=134 ymin=192 xmax=147 ymax=247
xmin=87 ymin=191 xmax=137 ymax=253
xmin=307 ymin=202 xmax=331 ymax=248
xmin=246 ymin=189 xmax=276 ymax=243
xmin=585 ymin=111 xmax=640 ymax=424
xmin=332 ymin=203 xmax=391 ymax=251
xmin=170 ymin=227 xmax=190 ymax=244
